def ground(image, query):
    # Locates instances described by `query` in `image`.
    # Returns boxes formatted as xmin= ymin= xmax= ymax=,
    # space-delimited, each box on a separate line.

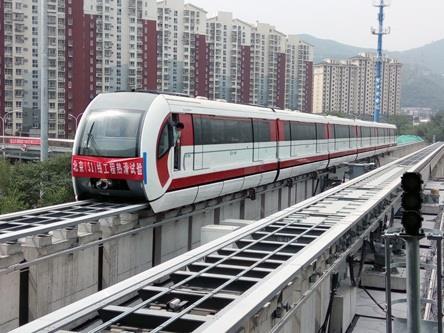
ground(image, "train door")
xmin=175 ymin=114 xmax=193 ymax=172
xmin=316 ymin=123 xmax=328 ymax=154
xmin=328 ymin=124 xmax=336 ymax=152
xmin=192 ymin=115 xmax=204 ymax=170
xmin=253 ymin=119 xmax=263 ymax=162
xmin=172 ymin=114 xmax=181 ymax=171
xmin=253 ymin=119 xmax=277 ymax=162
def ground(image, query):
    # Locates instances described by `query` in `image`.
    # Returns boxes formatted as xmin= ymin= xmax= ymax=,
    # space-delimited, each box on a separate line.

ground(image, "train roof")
xmin=354 ymin=118 xmax=396 ymax=129
xmin=91 ymin=92 xmax=396 ymax=129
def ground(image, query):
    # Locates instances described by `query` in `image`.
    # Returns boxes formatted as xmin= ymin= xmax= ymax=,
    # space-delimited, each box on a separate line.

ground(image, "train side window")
xmin=291 ymin=122 xmax=316 ymax=141
xmin=284 ymin=121 xmax=291 ymax=141
xmin=316 ymin=123 xmax=326 ymax=140
xmin=158 ymin=123 xmax=171 ymax=158
xmin=197 ymin=116 xmax=253 ymax=145
xmin=193 ymin=116 xmax=202 ymax=145
xmin=334 ymin=125 xmax=349 ymax=139
xmin=350 ymin=126 xmax=357 ymax=138
xmin=253 ymin=120 xmax=272 ymax=142
xmin=227 ymin=118 xmax=253 ymax=143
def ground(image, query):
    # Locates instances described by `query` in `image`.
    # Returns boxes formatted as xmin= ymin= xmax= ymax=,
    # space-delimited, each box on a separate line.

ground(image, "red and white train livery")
xmin=72 ymin=92 xmax=397 ymax=212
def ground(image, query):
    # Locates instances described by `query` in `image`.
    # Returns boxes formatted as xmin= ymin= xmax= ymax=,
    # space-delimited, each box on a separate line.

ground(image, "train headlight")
xmin=96 ymin=179 xmax=112 ymax=190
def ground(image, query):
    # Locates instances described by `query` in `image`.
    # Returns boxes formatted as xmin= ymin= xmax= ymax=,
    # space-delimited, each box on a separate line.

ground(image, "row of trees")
xmin=388 ymin=112 xmax=444 ymax=142
xmin=0 ymin=155 xmax=74 ymax=214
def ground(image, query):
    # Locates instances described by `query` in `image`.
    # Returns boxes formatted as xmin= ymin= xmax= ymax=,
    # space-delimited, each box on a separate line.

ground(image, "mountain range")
xmin=297 ymin=34 xmax=444 ymax=111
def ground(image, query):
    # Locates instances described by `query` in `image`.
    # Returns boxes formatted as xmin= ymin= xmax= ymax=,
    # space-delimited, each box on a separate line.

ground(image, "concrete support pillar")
xmin=330 ymin=284 xmax=357 ymax=333
xmin=306 ymin=179 xmax=313 ymax=199
xmin=189 ymin=210 xmax=214 ymax=249
xmin=296 ymin=181 xmax=306 ymax=203
xmin=220 ymin=200 xmax=241 ymax=221
xmin=158 ymin=214 xmax=189 ymax=263
xmin=264 ymin=189 xmax=280 ymax=217
xmin=100 ymin=213 xmax=153 ymax=288
xmin=0 ymin=242 xmax=23 ymax=331
xmin=244 ymin=196 xmax=262 ymax=220
xmin=280 ymin=187 xmax=289 ymax=210
xmin=23 ymin=223 xmax=101 ymax=321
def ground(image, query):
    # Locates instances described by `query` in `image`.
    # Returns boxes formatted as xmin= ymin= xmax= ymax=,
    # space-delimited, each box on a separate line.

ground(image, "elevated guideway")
xmin=0 ymin=140 xmax=424 ymax=245
xmin=12 ymin=143 xmax=444 ymax=333
xmin=0 ymin=201 xmax=147 ymax=243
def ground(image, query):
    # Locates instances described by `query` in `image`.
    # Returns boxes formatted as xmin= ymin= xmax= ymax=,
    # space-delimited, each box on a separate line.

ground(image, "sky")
xmin=190 ymin=0 xmax=444 ymax=51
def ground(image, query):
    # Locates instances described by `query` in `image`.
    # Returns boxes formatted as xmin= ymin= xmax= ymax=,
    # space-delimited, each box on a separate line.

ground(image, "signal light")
xmin=400 ymin=172 xmax=423 ymax=236
xmin=401 ymin=172 xmax=423 ymax=193
xmin=401 ymin=211 xmax=423 ymax=236
xmin=401 ymin=192 xmax=422 ymax=211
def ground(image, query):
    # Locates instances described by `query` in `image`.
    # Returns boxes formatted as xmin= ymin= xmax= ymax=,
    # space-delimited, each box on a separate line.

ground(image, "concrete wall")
xmin=23 ymin=224 xmax=100 ymax=322
xmin=0 ymin=243 xmax=23 ymax=332
xmin=100 ymin=213 xmax=154 ymax=288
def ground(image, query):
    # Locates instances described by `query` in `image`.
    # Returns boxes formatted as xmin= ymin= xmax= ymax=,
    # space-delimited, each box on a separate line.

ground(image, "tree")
xmin=387 ymin=114 xmax=415 ymax=136
xmin=410 ymin=111 xmax=444 ymax=142
xmin=0 ymin=155 xmax=75 ymax=214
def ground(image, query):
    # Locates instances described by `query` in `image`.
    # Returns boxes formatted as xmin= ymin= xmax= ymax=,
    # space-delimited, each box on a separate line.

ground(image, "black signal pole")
xmin=401 ymin=172 xmax=424 ymax=333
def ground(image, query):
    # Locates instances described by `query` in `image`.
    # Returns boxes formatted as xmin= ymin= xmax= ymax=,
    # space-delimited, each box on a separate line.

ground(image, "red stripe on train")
xmin=280 ymin=154 xmax=329 ymax=168
xmin=169 ymin=162 xmax=278 ymax=191
xmin=167 ymin=144 xmax=392 ymax=192
xmin=170 ymin=152 xmax=341 ymax=191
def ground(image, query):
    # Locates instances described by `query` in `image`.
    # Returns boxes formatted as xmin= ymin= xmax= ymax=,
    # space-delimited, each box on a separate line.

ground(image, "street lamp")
xmin=68 ymin=113 xmax=84 ymax=134
xmin=0 ymin=111 xmax=14 ymax=159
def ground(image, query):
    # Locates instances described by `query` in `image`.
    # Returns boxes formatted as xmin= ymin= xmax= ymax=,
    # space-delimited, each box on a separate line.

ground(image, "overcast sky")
xmin=190 ymin=0 xmax=443 ymax=51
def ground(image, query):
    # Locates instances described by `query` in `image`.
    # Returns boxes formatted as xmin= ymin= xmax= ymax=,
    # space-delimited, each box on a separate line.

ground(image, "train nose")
xmin=96 ymin=179 xmax=112 ymax=191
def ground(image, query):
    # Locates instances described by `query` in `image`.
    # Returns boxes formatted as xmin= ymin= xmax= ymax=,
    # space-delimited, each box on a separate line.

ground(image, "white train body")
xmin=72 ymin=92 xmax=397 ymax=212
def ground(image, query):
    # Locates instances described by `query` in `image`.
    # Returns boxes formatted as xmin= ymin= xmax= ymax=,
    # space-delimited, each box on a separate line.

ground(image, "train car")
xmin=72 ymin=92 xmax=397 ymax=213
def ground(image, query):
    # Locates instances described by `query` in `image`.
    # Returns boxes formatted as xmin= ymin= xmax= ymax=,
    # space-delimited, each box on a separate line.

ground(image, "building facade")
xmin=285 ymin=36 xmax=314 ymax=112
xmin=1 ymin=0 xmax=31 ymax=136
xmin=207 ymin=12 xmax=252 ymax=104
xmin=314 ymin=53 xmax=402 ymax=117
xmin=313 ymin=59 xmax=358 ymax=115
xmin=0 ymin=1 xmax=317 ymax=138
xmin=249 ymin=23 xmax=287 ymax=109
xmin=156 ymin=0 xmax=207 ymax=95
xmin=0 ymin=0 xmax=158 ymax=138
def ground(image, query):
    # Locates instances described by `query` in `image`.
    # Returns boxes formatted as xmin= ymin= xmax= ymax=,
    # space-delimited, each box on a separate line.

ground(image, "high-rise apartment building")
xmin=157 ymin=0 xmax=207 ymax=96
xmin=1 ymin=0 xmax=31 ymax=136
xmin=0 ymin=2 xmax=317 ymax=138
xmin=0 ymin=0 xmax=4 ymax=128
xmin=313 ymin=59 xmax=358 ymax=115
xmin=285 ymin=36 xmax=314 ymax=112
xmin=207 ymin=12 xmax=252 ymax=104
xmin=0 ymin=0 xmax=158 ymax=138
xmin=250 ymin=23 xmax=286 ymax=109
xmin=348 ymin=53 xmax=401 ymax=117
xmin=314 ymin=54 xmax=401 ymax=117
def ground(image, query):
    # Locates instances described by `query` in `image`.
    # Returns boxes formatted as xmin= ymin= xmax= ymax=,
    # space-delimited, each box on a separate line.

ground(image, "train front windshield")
xmin=78 ymin=109 xmax=144 ymax=158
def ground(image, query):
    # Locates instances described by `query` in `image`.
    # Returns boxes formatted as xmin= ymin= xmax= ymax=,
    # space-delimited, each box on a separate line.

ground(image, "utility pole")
xmin=39 ymin=0 xmax=49 ymax=161
xmin=371 ymin=0 xmax=391 ymax=123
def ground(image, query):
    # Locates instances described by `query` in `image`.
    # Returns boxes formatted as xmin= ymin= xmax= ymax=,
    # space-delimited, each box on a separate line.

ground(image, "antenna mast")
xmin=371 ymin=0 xmax=391 ymax=122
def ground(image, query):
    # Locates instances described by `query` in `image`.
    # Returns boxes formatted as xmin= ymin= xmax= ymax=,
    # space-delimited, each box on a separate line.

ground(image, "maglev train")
xmin=72 ymin=92 xmax=397 ymax=212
